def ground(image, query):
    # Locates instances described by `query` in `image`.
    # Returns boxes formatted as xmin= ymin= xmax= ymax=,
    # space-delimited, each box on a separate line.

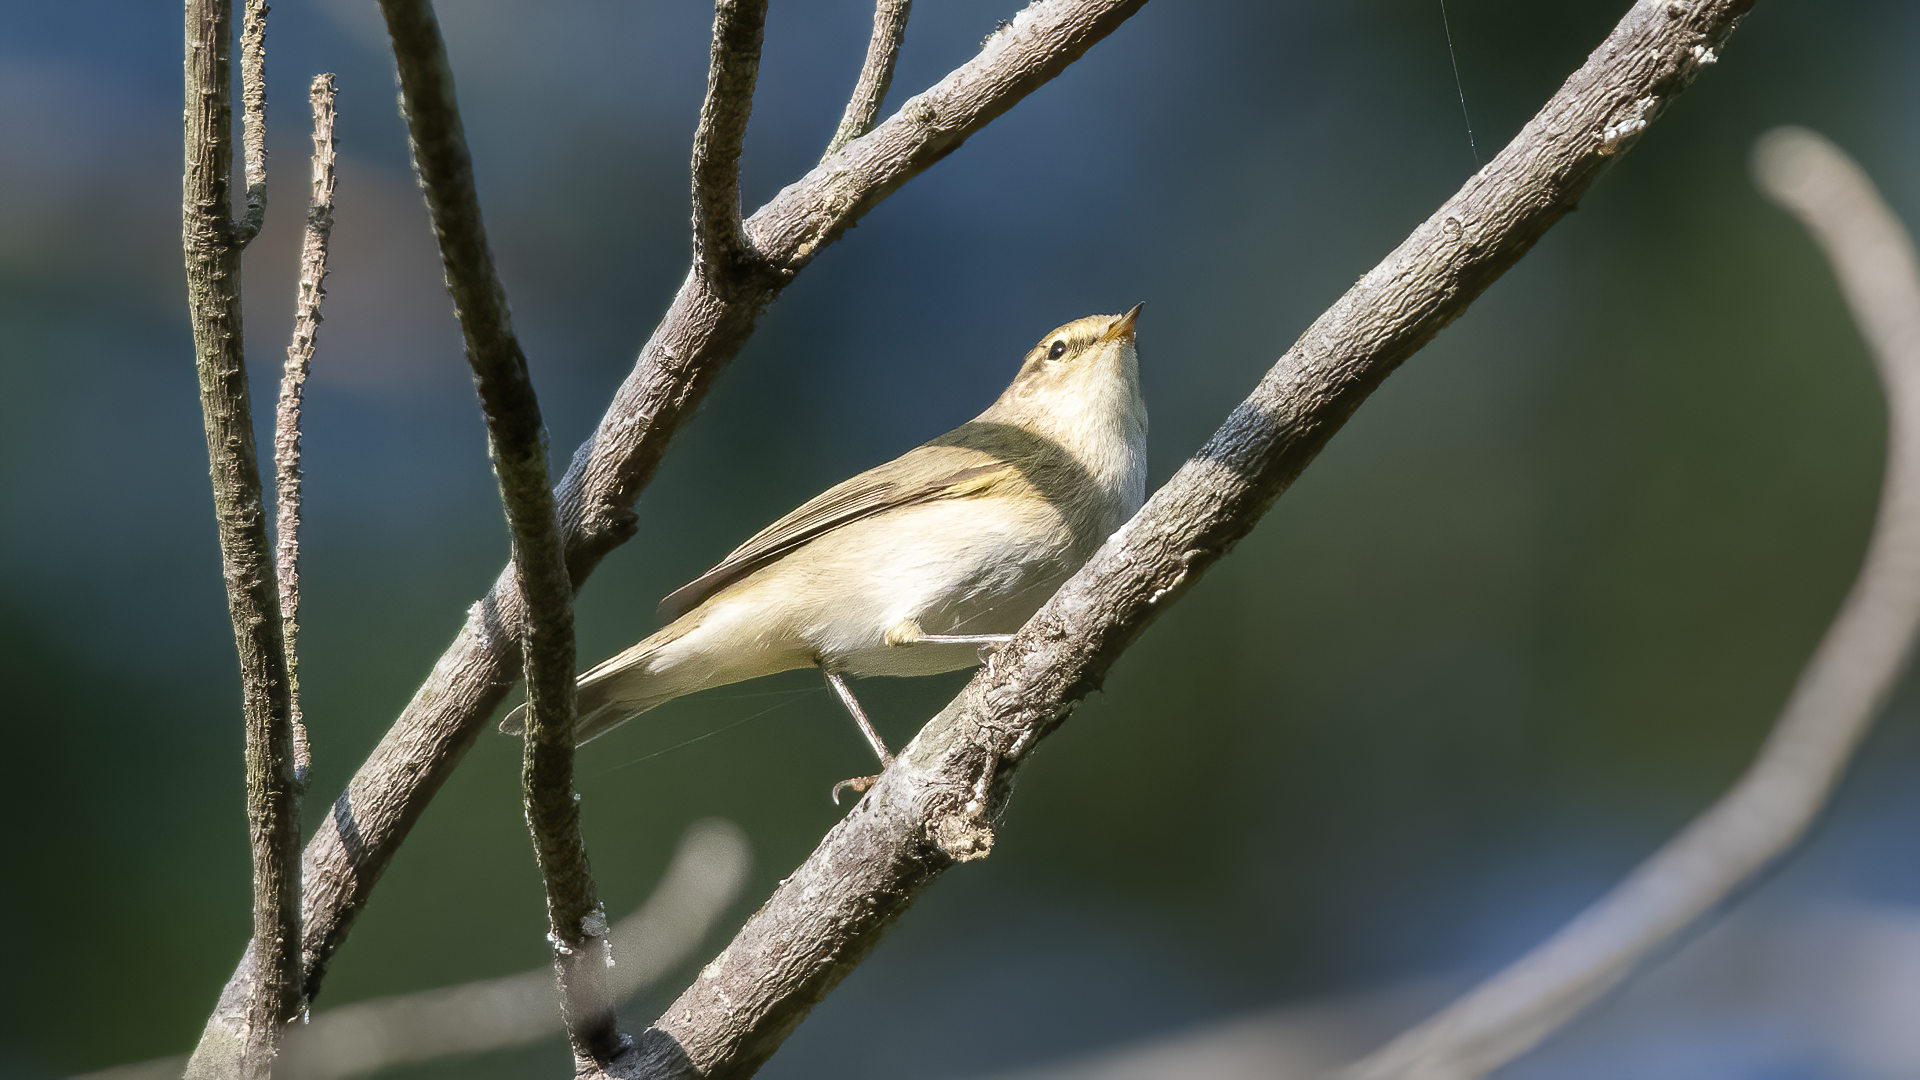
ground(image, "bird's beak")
xmin=1102 ymin=302 xmax=1144 ymax=343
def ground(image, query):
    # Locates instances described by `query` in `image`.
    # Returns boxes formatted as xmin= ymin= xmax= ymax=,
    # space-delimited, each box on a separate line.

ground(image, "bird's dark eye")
xmin=1047 ymin=340 xmax=1067 ymax=360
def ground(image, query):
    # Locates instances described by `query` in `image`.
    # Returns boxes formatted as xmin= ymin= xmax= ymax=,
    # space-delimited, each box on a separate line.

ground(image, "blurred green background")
xmin=4 ymin=1 xmax=1919 ymax=1077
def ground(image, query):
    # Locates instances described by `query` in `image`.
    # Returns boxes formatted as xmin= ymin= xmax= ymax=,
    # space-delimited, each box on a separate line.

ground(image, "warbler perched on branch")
xmin=504 ymin=306 xmax=1147 ymax=797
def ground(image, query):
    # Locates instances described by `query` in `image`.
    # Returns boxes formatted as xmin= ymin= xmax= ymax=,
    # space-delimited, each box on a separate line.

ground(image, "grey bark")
xmin=196 ymin=0 xmax=1149 ymax=1029
xmin=617 ymin=3 xmax=1755 ymax=1078
xmin=181 ymin=0 xmax=302 ymax=1075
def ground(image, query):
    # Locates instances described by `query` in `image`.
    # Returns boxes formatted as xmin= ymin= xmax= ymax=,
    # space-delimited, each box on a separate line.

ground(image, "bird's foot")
xmin=822 ymin=668 xmax=894 ymax=805
xmin=832 ymin=773 xmax=881 ymax=806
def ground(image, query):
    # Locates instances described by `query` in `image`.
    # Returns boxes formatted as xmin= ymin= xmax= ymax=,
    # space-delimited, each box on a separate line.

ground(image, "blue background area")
xmin=3 ymin=1 xmax=1919 ymax=1076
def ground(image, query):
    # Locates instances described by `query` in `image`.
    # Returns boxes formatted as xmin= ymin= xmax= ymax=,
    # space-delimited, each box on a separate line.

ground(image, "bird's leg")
xmin=825 ymin=669 xmax=892 ymax=763
xmin=823 ymin=668 xmax=891 ymax=805
xmin=912 ymin=633 xmax=1015 ymax=647
xmin=883 ymin=618 xmax=1013 ymax=661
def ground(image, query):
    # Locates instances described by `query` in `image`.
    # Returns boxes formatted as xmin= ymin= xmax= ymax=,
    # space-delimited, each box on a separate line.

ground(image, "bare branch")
xmin=191 ymin=0 xmax=1150 ymax=1027
xmin=619 ymin=4 xmax=1754 ymax=1078
xmin=691 ymin=0 xmax=768 ymax=283
xmin=235 ymin=0 xmax=268 ymax=245
xmin=276 ymin=73 xmax=338 ymax=790
xmin=1759 ymin=130 xmax=1920 ymax=400
xmin=79 ymin=822 xmax=752 ymax=1080
xmin=375 ymin=0 xmax=620 ymax=1064
xmin=824 ymin=0 xmax=911 ymax=159
xmin=180 ymin=0 xmax=301 ymax=1076
xmin=1335 ymin=126 xmax=1920 ymax=1080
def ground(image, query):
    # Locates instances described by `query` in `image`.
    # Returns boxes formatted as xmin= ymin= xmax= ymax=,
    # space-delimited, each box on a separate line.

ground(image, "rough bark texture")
xmin=275 ymin=73 xmax=336 ymax=790
xmin=196 ymin=0 xmax=1150 ymax=1026
xmin=234 ymin=0 xmax=268 ymax=244
xmin=691 ymin=0 xmax=767 ymax=285
xmin=825 ymin=0 xmax=912 ymax=159
xmin=376 ymin=0 xmax=617 ymax=1062
xmin=619 ymin=3 xmax=1754 ymax=1078
xmin=1338 ymin=124 xmax=1920 ymax=1080
xmin=181 ymin=0 xmax=302 ymax=1075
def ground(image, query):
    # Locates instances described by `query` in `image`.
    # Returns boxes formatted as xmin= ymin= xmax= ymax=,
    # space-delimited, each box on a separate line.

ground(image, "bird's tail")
xmin=498 ymin=623 xmax=697 ymax=746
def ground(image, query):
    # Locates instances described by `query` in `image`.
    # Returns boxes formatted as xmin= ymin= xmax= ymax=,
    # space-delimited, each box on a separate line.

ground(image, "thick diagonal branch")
xmin=1336 ymin=126 xmax=1920 ymax=1080
xmin=275 ymin=73 xmax=338 ymax=790
xmin=621 ymin=4 xmax=1753 ymax=1078
xmin=190 ymin=0 xmax=1150 ymax=1031
xmin=824 ymin=0 xmax=911 ymax=159
xmin=376 ymin=0 xmax=619 ymax=1063
xmin=692 ymin=0 xmax=767 ymax=282
xmin=181 ymin=0 xmax=301 ymax=1076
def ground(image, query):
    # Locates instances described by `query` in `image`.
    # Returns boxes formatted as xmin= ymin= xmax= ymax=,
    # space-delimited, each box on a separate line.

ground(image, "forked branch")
xmin=199 ymin=0 xmax=1151 ymax=1030
xmin=825 ymin=0 xmax=912 ymax=159
xmin=180 ymin=0 xmax=302 ymax=1076
xmin=621 ymin=3 xmax=1753 ymax=1077
xmin=1336 ymin=126 xmax=1920 ymax=1080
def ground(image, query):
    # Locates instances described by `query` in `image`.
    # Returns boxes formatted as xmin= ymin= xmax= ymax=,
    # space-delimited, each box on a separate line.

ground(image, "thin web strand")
xmin=1440 ymin=0 xmax=1480 ymax=167
xmin=593 ymin=693 xmax=813 ymax=774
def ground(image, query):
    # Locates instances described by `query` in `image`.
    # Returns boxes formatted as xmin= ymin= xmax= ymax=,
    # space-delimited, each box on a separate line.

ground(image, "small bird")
xmin=504 ymin=306 xmax=1147 ymax=797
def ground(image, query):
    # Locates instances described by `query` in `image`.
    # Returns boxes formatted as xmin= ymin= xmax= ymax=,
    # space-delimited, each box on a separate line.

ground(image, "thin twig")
xmin=1335 ymin=126 xmax=1920 ymax=1080
xmin=276 ymin=73 xmax=338 ymax=791
xmin=620 ymin=4 xmax=1753 ymax=1078
xmin=691 ymin=0 xmax=768 ymax=283
xmin=198 ymin=0 xmax=1150 ymax=1030
xmin=180 ymin=0 xmax=301 ymax=1076
xmin=824 ymin=0 xmax=912 ymax=159
xmin=375 ymin=0 xmax=620 ymax=1066
xmin=79 ymin=822 xmax=753 ymax=1080
xmin=235 ymin=0 xmax=269 ymax=245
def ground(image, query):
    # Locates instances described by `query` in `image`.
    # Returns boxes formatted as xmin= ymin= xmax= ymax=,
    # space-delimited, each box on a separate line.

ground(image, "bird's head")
xmin=990 ymin=304 xmax=1144 ymax=426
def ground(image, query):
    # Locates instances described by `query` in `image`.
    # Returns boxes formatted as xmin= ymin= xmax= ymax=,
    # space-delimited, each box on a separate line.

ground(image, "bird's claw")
xmin=832 ymin=773 xmax=880 ymax=806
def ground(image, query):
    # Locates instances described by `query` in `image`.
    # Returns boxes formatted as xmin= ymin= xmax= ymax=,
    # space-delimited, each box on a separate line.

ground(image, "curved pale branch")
xmin=81 ymin=822 xmax=752 ymax=1080
xmin=1336 ymin=126 xmax=1920 ymax=1080
xmin=196 ymin=0 xmax=1151 ymax=1031
xmin=620 ymin=4 xmax=1753 ymax=1078
xmin=824 ymin=0 xmax=912 ymax=159
xmin=376 ymin=0 xmax=618 ymax=1063
xmin=180 ymin=0 xmax=302 ymax=1076
xmin=276 ymin=821 xmax=748 ymax=1080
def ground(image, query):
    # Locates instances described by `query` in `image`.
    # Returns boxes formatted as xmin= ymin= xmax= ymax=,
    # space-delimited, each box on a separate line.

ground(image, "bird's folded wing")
xmin=657 ymin=441 xmax=1019 ymax=620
